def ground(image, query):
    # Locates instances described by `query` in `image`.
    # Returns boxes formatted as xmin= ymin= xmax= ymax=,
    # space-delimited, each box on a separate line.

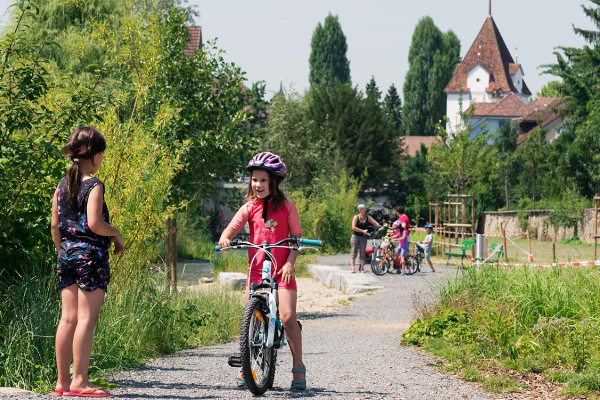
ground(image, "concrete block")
xmin=218 ymin=272 xmax=247 ymax=290
xmin=307 ymin=264 xmax=383 ymax=295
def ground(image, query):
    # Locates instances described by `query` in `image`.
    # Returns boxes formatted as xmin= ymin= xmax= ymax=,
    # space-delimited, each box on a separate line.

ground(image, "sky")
xmin=0 ymin=0 xmax=595 ymax=100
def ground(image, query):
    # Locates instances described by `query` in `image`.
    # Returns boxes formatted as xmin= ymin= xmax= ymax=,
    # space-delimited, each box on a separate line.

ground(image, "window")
xmin=476 ymin=78 xmax=480 ymax=82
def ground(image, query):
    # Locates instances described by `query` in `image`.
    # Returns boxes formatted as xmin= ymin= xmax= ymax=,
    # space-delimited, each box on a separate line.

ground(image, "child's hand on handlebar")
xmin=218 ymin=238 xmax=232 ymax=249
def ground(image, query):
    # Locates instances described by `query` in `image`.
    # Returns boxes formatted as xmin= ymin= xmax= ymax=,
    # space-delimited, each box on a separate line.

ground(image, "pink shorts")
xmin=248 ymin=266 xmax=297 ymax=292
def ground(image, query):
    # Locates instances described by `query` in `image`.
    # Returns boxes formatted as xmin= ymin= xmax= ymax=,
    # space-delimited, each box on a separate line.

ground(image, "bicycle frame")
xmin=217 ymin=237 xmax=321 ymax=349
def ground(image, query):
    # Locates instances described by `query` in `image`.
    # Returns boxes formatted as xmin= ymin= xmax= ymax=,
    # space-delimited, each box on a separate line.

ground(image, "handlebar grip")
xmin=215 ymin=245 xmax=221 ymax=252
xmin=299 ymin=238 xmax=322 ymax=247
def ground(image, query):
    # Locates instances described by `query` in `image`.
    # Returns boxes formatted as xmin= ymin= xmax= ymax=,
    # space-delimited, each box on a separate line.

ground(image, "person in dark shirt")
xmin=50 ymin=127 xmax=124 ymax=398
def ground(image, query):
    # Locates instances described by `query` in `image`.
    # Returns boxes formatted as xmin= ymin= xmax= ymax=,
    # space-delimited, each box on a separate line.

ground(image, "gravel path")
xmin=4 ymin=256 xmax=495 ymax=399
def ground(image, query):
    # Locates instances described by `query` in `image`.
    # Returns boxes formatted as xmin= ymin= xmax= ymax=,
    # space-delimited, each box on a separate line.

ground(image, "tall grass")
xmin=403 ymin=265 xmax=600 ymax=395
xmin=0 ymin=262 xmax=243 ymax=393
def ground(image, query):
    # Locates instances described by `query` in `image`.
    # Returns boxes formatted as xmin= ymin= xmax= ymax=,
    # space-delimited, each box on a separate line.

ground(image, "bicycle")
xmin=217 ymin=236 xmax=322 ymax=395
xmin=370 ymin=237 xmax=402 ymax=275
xmin=403 ymin=242 xmax=423 ymax=275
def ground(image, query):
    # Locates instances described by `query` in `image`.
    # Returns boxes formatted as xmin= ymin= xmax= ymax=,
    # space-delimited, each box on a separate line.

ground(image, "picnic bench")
xmin=444 ymin=239 xmax=475 ymax=267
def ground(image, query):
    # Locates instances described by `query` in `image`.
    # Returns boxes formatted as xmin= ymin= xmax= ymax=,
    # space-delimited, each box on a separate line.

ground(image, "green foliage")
xmin=174 ymin=210 xmax=215 ymax=260
xmin=401 ymin=309 xmax=470 ymax=345
xmin=0 ymin=0 xmax=252 ymax=391
xmin=0 ymin=3 xmax=104 ymax=266
xmin=427 ymin=105 xmax=497 ymax=195
xmin=538 ymin=81 xmax=565 ymax=98
xmin=0 ymin=263 xmax=243 ymax=391
xmin=402 ymin=16 xmax=460 ymax=136
xmin=290 ymin=170 xmax=359 ymax=252
xmin=383 ymin=83 xmax=402 ymax=133
xmin=210 ymin=250 xmax=248 ymax=275
xmin=309 ymin=13 xmax=351 ymax=89
xmin=264 ymin=88 xmax=330 ymax=190
xmin=404 ymin=265 xmax=600 ymax=393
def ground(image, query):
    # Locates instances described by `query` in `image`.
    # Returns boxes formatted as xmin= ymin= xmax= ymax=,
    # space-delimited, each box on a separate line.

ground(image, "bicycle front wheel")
xmin=404 ymin=254 xmax=419 ymax=275
xmin=370 ymin=246 xmax=389 ymax=275
xmin=240 ymin=297 xmax=277 ymax=395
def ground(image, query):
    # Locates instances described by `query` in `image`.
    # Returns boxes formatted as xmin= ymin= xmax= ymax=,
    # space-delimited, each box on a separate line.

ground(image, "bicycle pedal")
xmin=228 ymin=356 xmax=242 ymax=368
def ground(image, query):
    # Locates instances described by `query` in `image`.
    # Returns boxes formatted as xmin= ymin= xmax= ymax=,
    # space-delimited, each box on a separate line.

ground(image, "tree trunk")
xmin=504 ymin=176 xmax=509 ymax=209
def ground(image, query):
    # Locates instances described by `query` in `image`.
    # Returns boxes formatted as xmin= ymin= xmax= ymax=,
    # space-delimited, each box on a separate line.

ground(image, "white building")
xmin=444 ymin=14 xmax=562 ymax=141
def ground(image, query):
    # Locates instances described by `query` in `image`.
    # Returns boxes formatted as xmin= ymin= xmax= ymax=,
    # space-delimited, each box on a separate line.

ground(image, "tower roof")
xmin=444 ymin=16 xmax=531 ymax=96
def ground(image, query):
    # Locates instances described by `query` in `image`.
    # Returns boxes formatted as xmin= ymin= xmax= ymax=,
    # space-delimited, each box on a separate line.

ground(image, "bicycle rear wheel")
xmin=404 ymin=254 xmax=419 ymax=275
xmin=240 ymin=297 xmax=277 ymax=395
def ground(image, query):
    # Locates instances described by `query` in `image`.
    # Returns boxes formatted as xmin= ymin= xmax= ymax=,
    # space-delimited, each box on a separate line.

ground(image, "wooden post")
xmin=527 ymin=230 xmax=532 ymax=262
xmin=165 ymin=218 xmax=171 ymax=282
xmin=501 ymin=223 xmax=508 ymax=263
xmin=552 ymin=242 xmax=556 ymax=264
xmin=471 ymin=195 xmax=475 ymax=237
xmin=595 ymin=196 xmax=598 ymax=261
xmin=170 ymin=218 xmax=178 ymax=294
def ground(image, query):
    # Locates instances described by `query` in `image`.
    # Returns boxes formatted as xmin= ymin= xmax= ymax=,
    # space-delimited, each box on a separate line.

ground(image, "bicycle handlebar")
xmin=215 ymin=236 xmax=322 ymax=252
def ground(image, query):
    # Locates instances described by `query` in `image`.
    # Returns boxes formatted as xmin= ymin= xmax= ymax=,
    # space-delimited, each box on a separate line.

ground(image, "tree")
xmin=538 ymin=81 xmax=565 ymax=98
xmin=358 ymin=77 xmax=398 ymax=190
xmin=402 ymin=16 xmax=460 ymax=136
xmin=544 ymin=0 xmax=600 ymax=195
xmin=493 ymin=122 xmax=518 ymax=208
xmin=427 ymin=106 xmax=496 ymax=195
xmin=384 ymin=84 xmax=402 ymax=134
xmin=308 ymin=13 xmax=351 ymax=89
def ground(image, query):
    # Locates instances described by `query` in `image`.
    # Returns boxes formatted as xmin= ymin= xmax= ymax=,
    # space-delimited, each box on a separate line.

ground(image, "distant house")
xmin=444 ymin=13 xmax=564 ymax=143
xmin=184 ymin=26 xmax=202 ymax=56
xmin=400 ymin=136 xmax=441 ymax=157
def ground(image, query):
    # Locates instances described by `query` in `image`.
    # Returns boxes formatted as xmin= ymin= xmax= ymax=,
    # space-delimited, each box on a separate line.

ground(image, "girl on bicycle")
xmin=218 ymin=152 xmax=306 ymax=390
xmin=50 ymin=127 xmax=124 ymax=397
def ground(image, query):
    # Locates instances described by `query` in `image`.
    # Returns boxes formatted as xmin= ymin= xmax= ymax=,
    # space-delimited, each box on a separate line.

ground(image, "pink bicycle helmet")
xmin=392 ymin=220 xmax=402 ymax=229
xmin=247 ymin=152 xmax=287 ymax=177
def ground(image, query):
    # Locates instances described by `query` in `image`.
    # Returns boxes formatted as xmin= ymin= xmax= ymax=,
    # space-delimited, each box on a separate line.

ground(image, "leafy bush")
xmin=404 ymin=265 xmax=600 ymax=393
xmin=290 ymin=170 xmax=359 ymax=252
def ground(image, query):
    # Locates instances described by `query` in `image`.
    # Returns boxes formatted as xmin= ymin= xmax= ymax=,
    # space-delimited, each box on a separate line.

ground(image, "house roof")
xmin=508 ymin=63 xmax=521 ymax=75
xmin=184 ymin=26 xmax=202 ymax=56
xmin=473 ymin=92 xmax=530 ymax=117
xmin=445 ymin=16 xmax=531 ymax=96
xmin=400 ymin=136 xmax=441 ymax=157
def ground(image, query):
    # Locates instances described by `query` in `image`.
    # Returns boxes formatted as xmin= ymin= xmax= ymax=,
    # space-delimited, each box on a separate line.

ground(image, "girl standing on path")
xmin=350 ymin=204 xmax=381 ymax=273
xmin=50 ymin=127 xmax=124 ymax=398
xmin=218 ymin=152 xmax=307 ymax=390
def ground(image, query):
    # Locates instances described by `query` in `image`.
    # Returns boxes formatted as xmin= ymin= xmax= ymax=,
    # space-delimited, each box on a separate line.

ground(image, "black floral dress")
xmin=56 ymin=177 xmax=111 ymax=291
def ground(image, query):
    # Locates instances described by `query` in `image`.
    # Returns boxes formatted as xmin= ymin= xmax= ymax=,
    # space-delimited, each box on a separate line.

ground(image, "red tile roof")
xmin=400 ymin=136 xmax=441 ymax=157
xmin=184 ymin=26 xmax=202 ymax=56
xmin=445 ymin=16 xmax=531 ymax=96
xmin=473 ymin=92 xmax=530 ymax=117
xmin=520 ymin=97 xmax=564 ymax=127
xmin=508 ymin=63 xmax=521 ymax=75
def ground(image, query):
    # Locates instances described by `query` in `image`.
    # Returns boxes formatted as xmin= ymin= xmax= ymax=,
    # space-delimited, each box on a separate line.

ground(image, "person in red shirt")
xmin=218 ymin=152 xmax=306 ymax=390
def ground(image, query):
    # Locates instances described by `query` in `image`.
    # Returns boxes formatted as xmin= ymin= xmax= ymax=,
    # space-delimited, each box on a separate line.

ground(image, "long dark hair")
xmin=245 ymin=170 xmax=286 ymax=211
xmin=61 ymin=126 xmax=106 ymax=208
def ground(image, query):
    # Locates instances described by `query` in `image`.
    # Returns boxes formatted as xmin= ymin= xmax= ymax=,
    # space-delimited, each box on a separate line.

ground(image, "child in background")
xmin=417 ymin=224 xmax=436 ymax=272
xmin=391 ymin=220 xmax=409 ymax=273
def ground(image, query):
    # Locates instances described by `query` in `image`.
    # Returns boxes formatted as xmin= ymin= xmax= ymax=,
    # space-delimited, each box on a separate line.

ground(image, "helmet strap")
xmin=261 ymin=195 xmax=272 ymax=222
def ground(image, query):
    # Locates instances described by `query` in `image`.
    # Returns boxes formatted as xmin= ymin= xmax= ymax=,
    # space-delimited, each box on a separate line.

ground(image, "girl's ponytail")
xmin=66 ymin=160 xmax=82 ymax=208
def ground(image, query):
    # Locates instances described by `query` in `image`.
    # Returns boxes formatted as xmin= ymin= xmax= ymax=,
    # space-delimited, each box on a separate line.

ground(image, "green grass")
xmin=0 ymin=261 xmax=243 ymax=393
xmin=403 ymin=264 xmax=600 ymax=396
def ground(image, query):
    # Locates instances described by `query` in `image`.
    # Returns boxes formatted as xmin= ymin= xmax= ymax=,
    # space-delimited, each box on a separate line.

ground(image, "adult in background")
xmin=351 ymin=204 xmax=381 ymax=273
xmin=395 ymin=205 xmax=411 ymax=244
